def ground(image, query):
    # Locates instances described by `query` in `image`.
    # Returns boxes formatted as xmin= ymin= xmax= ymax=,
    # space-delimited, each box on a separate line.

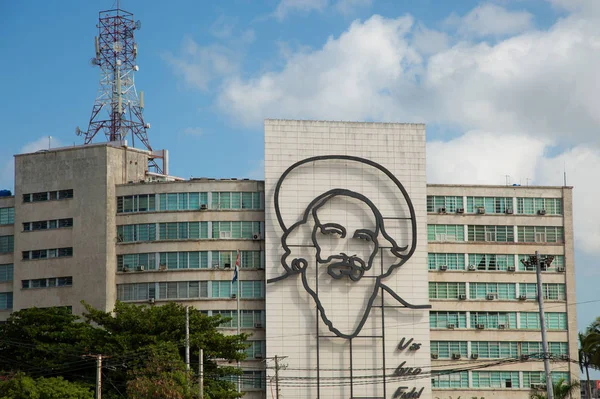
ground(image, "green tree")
xmin=581 ymin=317 xmax=600 ymax=368
xmin=580 ymin=332 xmax=594 ymax=399
xmin=529 ymin=378 xmax=580 ymax=399
xmin=0 ymin=373 xmax=94 ymax=399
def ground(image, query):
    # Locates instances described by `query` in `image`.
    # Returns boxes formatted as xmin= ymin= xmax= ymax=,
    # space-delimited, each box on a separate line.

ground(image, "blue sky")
xmin=2 ymin=0 xmax=600 ymax=352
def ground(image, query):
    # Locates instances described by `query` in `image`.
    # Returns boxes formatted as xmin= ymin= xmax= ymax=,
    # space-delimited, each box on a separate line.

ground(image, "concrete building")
xmin=0 ymin=120 xmax=578 ymax=398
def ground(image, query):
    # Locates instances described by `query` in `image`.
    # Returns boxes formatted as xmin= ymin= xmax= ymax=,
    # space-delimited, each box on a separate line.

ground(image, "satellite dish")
xmin=113 ymin=41 xmax=123 ymax=53
xmin=135 ymin=20 xmax=142 ymax=30
xmin=75 ymin=126 xmax=83 ymax=136
xmin=89 ymin=57 xmax=100 ymax=66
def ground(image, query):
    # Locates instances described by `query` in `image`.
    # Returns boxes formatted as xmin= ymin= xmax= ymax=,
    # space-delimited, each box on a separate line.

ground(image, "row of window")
xmin=432 ymin=371 xmax=569 ymax=389
xmin=221 ymin=371 xmax=266 ymax=390
xmin=117 ymin=192 xmax=263 ymax=213
xmin=427 ymin=196 xmax=563 ymax=215
xmin=428 ymin=253 xmax=565 ymax=272
xmin=0 ymin=207 xmax=14 ymax=225
xmin=431 ymin=341 xmax=568 ymax=359
xmin=22 ymin=247 xmax=73 ymax=260
xmin=428 ymin=282 xmax=566 ymax=300
xmin=117 ymin=221 xmax=262 ymax=243
xmin=0 ymin=264 xmax=13 ymax=282
xmin=428 ymin=225 xmax=564 ymax=243
xmin=22 ymin=276 xmax=73 ymax=289
xmin=0 ymin=292 xmax=12 ymax=310
xmin=0 ymin=235 xmax=13 ymax=254
xmin=208 ymin=310 xmax=265 ymax=329
xmin=23 ymin=189 xmax=73 ymax=203
xmin=23 ymin=218 xmax=73 ymax=231
xmin=116 ymin=280 xmax=265 ymax=301
xmin=430 ymin=311 xmax=567 ymax=330
xmin=118 ymin=251 xmax=263 ymax=272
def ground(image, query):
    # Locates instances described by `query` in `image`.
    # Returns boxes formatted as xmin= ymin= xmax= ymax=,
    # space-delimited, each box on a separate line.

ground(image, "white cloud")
xmin=209 ymin=15 xmax=237 ymax=39
xmin=445 ymin=3 xmax=534 ymax=38
xmin=411 ymin=24 xmax=449 ymax=56
xmin=273 ymin=0 xmax=328 ymax=21
xmin=334 ymin=0 xmax=373 ymax=15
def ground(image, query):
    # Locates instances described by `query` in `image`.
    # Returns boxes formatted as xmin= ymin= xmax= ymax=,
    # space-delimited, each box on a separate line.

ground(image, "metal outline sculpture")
xmin=268 ymin=155 xmax=430 ymax=339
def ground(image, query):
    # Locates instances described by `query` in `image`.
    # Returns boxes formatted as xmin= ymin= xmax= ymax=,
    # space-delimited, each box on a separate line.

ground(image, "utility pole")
xmin=185 ymin=305 xmax=190 ymax=371
xmin=274 ymin=355 xmax=281 ymax=399
xmin=535 ymin=251 xmax=554 ymax=399
xmin=96 ymin=354 xmax=102 ymax=399
xmin=199 ymin=348 xmax=204 ymax=399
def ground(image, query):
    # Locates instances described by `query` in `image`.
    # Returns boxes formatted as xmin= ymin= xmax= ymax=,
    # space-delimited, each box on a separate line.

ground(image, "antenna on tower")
xmin=78 ymin=2 xmax=164 ymax=173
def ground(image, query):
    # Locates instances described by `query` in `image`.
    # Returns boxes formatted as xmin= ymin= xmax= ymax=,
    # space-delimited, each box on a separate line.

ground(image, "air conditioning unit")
xmin=471 ymin=353 xmax=479 ymax=359
xmin=505 ymin=208 xmax=514 ymax=214
xmin=458 ymin=294 xmax=467 ymax=300
xmin=254 ymin=323 xmax=263 ymax=329
xmin=254 ymin=354 xmax=264 ymax=359
xmin=538 ymin=209 xmax=547 ymax=215
xmin=518 ymin=294 xmax=528 ymax=301
xmin=122 ymin=267 xmax=130 ymax=272
xmin=498 ymin=324 xmax=506 ymax=329
xmin=476 ymin=324 xmax=485 ymax=330
xmin=451 ymin=353 xmax=461 ymax=360
xmin=137 ymin=265 xmax=145 ymax=271
xmin=477 ymin=207 xmax=486 ymax=214
xmin=557 ymin=266 xmax=565 ymax=272
xmin=252 ymin=232 xmax=261 ymax=240
xmin=438 ymin=207 xmax=447 ymax=214
xmin=213 ymin=263 xmax=220 ymax=269
xmin=200 ymin=204 xmax=208 ymax=210
xmin=439 ymin=265 xmax=448 ymax=271
xmin=231 ymin=294 xmax=237 ymax=299
xmin=486 ymin=294 xmax=496 ymax=300
xmin=447 ymin=324 xmax=455 ymax=329
xmin=507 ymin=265 xmax=516 ymax=272
xmin=468 ymin=264 xmax=476 ymax=271
xmin=456 ymin=208 xmax=465 ymax=214
xmin=224 ymin=263 xmax=231 ymax=269
xmin=431 ymin=353 xmax=439 ymax=359
xmin=148 ymin=298 xmax=155 ymax=304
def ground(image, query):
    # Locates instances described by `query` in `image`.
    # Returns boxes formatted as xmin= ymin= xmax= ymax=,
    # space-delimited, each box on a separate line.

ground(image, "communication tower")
xmin=77 ymin=2 xmax=165 ymax=173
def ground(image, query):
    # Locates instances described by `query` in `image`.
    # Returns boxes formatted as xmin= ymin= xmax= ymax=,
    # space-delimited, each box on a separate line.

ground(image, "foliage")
xmin=0 ymin=303 xmax=248 ymax=399
xmin=0 ymin=373 xmax=94 ymax=399
xmin=529 ymin=378 xmax=580 ymax=399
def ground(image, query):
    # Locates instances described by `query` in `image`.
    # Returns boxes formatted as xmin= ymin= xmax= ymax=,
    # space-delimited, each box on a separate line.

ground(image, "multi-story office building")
xmin=0 ymin=120 xmax=578 ymax=398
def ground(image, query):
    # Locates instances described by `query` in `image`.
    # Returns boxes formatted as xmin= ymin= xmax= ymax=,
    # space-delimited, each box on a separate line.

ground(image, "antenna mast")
xmin=79 ymin=3 xmax=164 ymax=173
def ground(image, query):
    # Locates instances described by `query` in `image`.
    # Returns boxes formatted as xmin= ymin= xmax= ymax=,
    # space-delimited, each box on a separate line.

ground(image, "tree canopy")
xmin=0 ymin=302 xmax=248 ymax=399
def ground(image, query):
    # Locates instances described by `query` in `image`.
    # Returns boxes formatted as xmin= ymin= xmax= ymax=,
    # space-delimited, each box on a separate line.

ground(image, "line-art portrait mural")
xmin=265 ymin=150 xmax=431 ymax=398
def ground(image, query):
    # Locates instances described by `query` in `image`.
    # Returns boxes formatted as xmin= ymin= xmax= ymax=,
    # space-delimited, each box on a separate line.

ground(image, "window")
xmin=519 ymin=312 xmax=567 ymax=330
xmin=0 ymin=235 xmax=13 ymax=254
xmin=212 ymin=221 xmax=261 ymax=239
xmin=466 ymin=197 xmax=513 ymax=214
xmin=240 ymin=281 xmax=264 ymax=298
xmin=154 ymin=252 xmax=209 ymax=270
xmin=517 ymin=226 xmax=564 ymax=243
xmin=519 ymin=283 xmax=566 ymax=300
xmin=117 ymin=281 xmax=209 ymax=301
xmin=470 ymin=312 xmax=517 ymax=329
xmin=517 ymin=198 xmax=562 ymax=215
xmin=211 ymin=251 xmax=262 ymax=269
xmin=427 ymin=196 xmax=464 ymax=213
xmin=212 ymin=192 xmax=262 ymax=210
xmin=469 ymin=283 xmax=516 ymax=300
xmin=212 ymin=310 xmax=265 ymax=329
xmin=430 ymin=312 xmax=467 ymax=328
xmin=430 ymin=341 xmax=467 ymax=358
xmin=0 ymin=292 xmax=12 ymax=310
xmin=468 ymin=254 xmax=515 ymax=271
xmin=428 ymin=253 xmax=465 ymax=271
xmin=117 ymin=194 xmax=157 ymax=213
xmin=156 ymin=222 xmax=209 ymax=240
xmin=22 ymin=276 xmax=72 ymax=289
xmin=427 ymin=225 xmax=465 ymax=242
xmin=429 ymin=282 xmax=466 ymax=299
xmin=472 ymin=371 xmax=519 ymax=388
xmin=117 ymin=224 xmax=157 ymax=242
xmin=245 ymin=340 xmax=266 ymax=359
xmin=118 ymin=253 xmax=158 ymax=271
xmin=22 ymin=247 xmax=73 ymax=260
xmin=523 ymin=372 xmax=570 ymax=388
xmin=518 ymin=254 xmax=565 ymax=271
xmin=0 ymin=208 xmax=14 ymax=225
xmin=23 ymin=189 xmax=73 ymax=203
xmin=23 ymin=218 xmax=73 ymax=231
xmin=0 ymin=264 xmax=13 ymax=282
xmin=467 ymin=225 xmax=514 ymax=242
xmin=431 ymin=371 xmax=468 ymax=388
xmin=521 ymin=342 xmax=567 ymax=357
xmin=241 ymin=371 xmax=265 ymax=390
xmin=471 ymin=342 xmax=518 ymax=359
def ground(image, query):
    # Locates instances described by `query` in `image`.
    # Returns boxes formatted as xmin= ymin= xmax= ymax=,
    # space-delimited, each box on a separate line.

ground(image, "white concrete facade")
xmin=264 ymin=120 xmax=431 ymax=398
